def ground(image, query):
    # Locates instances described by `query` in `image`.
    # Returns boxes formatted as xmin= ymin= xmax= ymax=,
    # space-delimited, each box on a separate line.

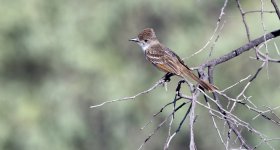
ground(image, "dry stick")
xmin=164 ymin=116 xmax=174 ymax=150
xmin=159 ymin=22 xmax=279 ymax=150
xmin=223 ymin=102 xmax=278 ymax=148
xmin=173 ymin=80 xmax=186 ymax=117
xmin=198 ymin=92 xmax=262 ymax=131
xmin=256 ymin=50 xmax=280 ymax=63
xmin=140 ymin=97 xmax=186 ymax=130
xmin=90 ymin=75 xmax=168 ymax=108
xmin=189 ymin=91 xmax=198 ymax=150
xmin=208 ymin=67 xmax=252 ymax=149
xmin=196 ymin=97 xmax=254 ymax=149
xmin=260 ymin=0 xmax=270 ymax=80
xmin=95 ymin=6 xmax=280 ymax=149
xmin=244 ymin=10 xmax=276 ymax=14
xmin=206 ymin=66 xmax=228 ymax=149
xmin=275 ymin=42 xmax=280 ymax=56
xmin=202 ymin=93 xmax=228 ymax=149
xmin=164 ymin=103 xmax=192 ymax=150
xmin=164 ymin=80 xmax=189 ymax=150
xmin=199 ymin=90 xmax=278 ymax=149
xmin=142 ymin=79 xmax=192 ymax=150
xmin=176 ymin=80 xmax=200 ymax=150
xmin=254 ymin=138 xmax=280 ymax=149
xmin=236 ymin=0 xmax=251 ymax=41
xmin=209 ymin=21 xmax=226 ymax=57
xmin=207 ymin=48 xmax=280 ymax=148
xmin=249 ymin=62 xmax=266 ymax=82
xmin=251 ymin=40 xmax=280 ymax=63
xmin=212 ymin=98 xmax=280 ymax=149
xmin=236 ymin=0 xmax=263 ymax=60
xmin=263 ymin=106 xmax=280 ymax=121
xmin=208 ymin=66 xmax=233 ymax=148
xmin=221 ymin=88 xmax=280 ymax=126
xmin=92 ymin=3 xmax=280 ymax=150
xmin=219 ymin=82 xmax=280 ymax=127
xmin=233 ymin=128 xmax=244 ymax=146
xmin=171 ymin=21 xmax=280 ymax=149
xmin=208 ymin=67 xmax=234 ymax=148
xmin=222 ymin=75 xmax=251 ymax=92
xmin=202 ymin=28 xmax=280 ymax=68
xmin=182 ymin=82 xmax=278 ymax=149
xmin=137 ymin=102 xmax=186 ymax=150
xmin=245 ymin=104 xmax=280 ymax=126
xmin=206 ymin=67 xmax=228 ymax=149
xmin=225 ymin=62 xmax=275 ymax=148
xmin=199 ymin=66 xmax=232 ymax=149
xmin=141 ymin=81 xmax=191 ymax=130
xmin=228 ymin=62 xmax=265 ymax=113
xmin=245 ymin=96 xmax=257 ymax=109
xmin=250 ymin=41 xmax=280 ymax=63
xmin=209 ymin=68 xmax=256 ymax=149
xmin=184 ymin=0 xmax=228 ymax=60
xmin=271 ymin=0 xmax=280 ymax=20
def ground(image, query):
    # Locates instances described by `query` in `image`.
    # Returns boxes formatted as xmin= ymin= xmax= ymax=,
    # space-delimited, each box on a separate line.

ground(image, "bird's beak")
xmin=129 ymin=38 xmax=139 ymax=42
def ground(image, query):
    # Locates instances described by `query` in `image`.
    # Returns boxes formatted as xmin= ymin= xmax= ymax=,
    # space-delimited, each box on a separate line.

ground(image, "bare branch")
xmin=236 ymin=0 xmax=252 ymax=41
xmin=271 ymin=0 xmax=280 ymax=20
xmin=244 ymin=10 xmax=276 ymax=14
xmin=137 ymin=102 xmax=187 ymax=150
xmin=95 ymin=2 xmax=280 ymax=149
xmin=90 ymin=76 xmax=167 ymax=108
xmin=164 ymin=103 xmax=192 ymax=150
xmin=184 ymin=0 xmax=228 ymax=60
xmin=189 ymin=92 xmax=198 ymax=150
xmin=202 ymin=29 xmax=280 ymax=68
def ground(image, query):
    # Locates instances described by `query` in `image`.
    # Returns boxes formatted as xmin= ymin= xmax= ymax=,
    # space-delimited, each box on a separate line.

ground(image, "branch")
xmin=189 ymin=92 xmax=198 ymax=150
xmin=138 ymin=102 xmax=187 ymax=150
xmin=236 ymin=0 xmax=252 ymax=41
xmin=90 ymin=74 xmax=171 ymax=108
xmin=202 ymin=29 xmax=280 ymax=68
xmin=183 ymin=0 xmax=228 ymax=60
xmin=271 ymin=0 xmax=280 ymax=20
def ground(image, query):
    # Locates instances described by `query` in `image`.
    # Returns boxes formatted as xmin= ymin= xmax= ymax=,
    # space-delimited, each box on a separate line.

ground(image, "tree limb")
xmin=202 ymin=29 xmax=280 ymax=68
xmin=271 ymin=0 xmax=280 ymax=20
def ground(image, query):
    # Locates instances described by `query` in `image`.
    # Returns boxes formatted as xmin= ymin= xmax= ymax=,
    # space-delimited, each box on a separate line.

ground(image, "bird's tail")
xmin=180 ymin=67 xmax=218 ymax=92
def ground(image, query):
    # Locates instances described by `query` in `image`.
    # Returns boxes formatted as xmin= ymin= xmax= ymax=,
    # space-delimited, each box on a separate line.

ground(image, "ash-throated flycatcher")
xmin=129 ymin=28 xmax=217 ymax=92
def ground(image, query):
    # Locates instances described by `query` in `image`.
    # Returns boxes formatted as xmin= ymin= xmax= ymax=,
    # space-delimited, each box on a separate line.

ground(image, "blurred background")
xmin=0 ymin=0 xmax=279 ymax=149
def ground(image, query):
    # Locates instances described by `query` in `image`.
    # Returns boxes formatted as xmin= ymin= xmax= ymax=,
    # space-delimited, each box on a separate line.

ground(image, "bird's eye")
xmin=144 ymin=39 xmax=148 ymax=42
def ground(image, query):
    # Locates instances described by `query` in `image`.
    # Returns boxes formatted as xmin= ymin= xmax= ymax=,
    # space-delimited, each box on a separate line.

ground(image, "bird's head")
xmin=129 ymin=28 xmax=158 ymax=51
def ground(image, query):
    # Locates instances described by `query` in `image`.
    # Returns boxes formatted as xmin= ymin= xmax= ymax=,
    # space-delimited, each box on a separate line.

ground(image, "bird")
xmin=129 ymin=28 xmax=217 ymax=92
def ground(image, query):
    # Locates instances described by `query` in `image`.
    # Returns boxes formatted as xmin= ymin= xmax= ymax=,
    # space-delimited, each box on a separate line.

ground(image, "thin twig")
xmin=184 ymin=0 xmax=228 ymax=60
xmin=202 ymin=29 xmax=280 ymax=68
xmin=164 ymin=104 xmax=192 ymax=150
xmin=137 ymin=103 xmax=186 ymax=150
xmin=189 ymin=91 xmax=198 ymax=150
xmin=90 ymin=78 xmax=165 ymax=108
xmin=244 ymin=10 xmax=276 ymax=14
xmin=271 ymin=0 xmax=280 ymax=20
xmin=236 ymin=0 xmax=251 ymax=41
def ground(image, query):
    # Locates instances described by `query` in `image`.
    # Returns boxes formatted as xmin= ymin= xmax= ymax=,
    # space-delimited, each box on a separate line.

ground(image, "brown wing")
xmin=164 ymin=48 xmax=218 ymax=91
xmin=145 ymin=44 xmax=182 ymax=75
xmin=164 ymin=48 xmax=191 ymax=70
xmin=146 ymin=45 xmax=217 ymax=91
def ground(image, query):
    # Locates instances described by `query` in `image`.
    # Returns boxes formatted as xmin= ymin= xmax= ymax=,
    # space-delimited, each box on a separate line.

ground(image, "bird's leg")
xmin=163 ymin=72 xmax=174 ymax=82
xmin=162 ymin=73 xmax=174 ymax=91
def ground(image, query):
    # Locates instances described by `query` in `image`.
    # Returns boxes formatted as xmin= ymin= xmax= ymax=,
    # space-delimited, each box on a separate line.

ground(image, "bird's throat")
xmin=141 ymin=44 xmax=150 ymax=52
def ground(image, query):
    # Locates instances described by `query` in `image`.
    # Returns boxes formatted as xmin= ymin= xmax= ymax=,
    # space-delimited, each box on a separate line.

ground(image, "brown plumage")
xmin=138 ymin=28 xmax=157 ymax=41
xmin=130 ymin=28 xmax=218 ymax=92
